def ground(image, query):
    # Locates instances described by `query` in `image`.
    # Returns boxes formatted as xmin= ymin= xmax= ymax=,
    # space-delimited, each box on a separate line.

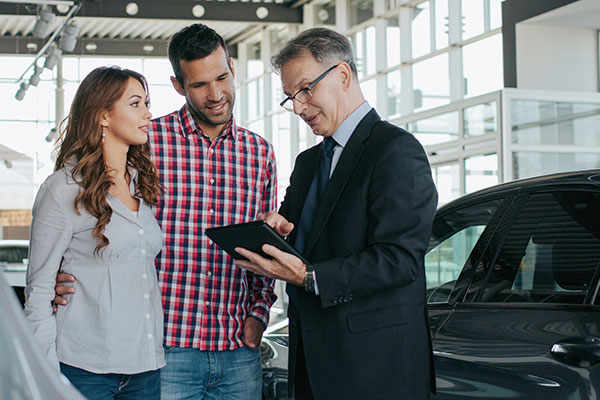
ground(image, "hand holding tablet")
xmin=205 ymin=220 xmax=308 ymax=263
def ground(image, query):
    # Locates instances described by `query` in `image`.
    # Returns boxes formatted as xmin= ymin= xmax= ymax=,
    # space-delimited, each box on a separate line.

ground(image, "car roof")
xmin=437 ymin=169 xmax=600 ymax=214
xmin=0 ymin=240 xmax=29 ymax=247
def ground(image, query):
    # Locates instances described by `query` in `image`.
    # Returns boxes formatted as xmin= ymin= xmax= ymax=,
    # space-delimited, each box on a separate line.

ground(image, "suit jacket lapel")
xmin=303 ymin=109 xmax=381 ymax=256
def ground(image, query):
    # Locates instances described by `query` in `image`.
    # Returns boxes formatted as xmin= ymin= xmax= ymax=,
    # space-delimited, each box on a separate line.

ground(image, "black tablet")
xmin=205 ymin=220 xmax=308 ymax=263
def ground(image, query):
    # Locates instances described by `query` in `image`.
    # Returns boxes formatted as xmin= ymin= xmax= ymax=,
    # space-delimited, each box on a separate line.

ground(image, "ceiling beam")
xmin=0 ymin=36 xmax=170 ymax=57
xmin=0 ymin=0 xmax=302 ymax=24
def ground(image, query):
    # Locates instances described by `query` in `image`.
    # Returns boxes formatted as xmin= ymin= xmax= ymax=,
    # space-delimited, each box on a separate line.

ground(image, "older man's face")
xmin=280 ymin=52 xmax=346 ymax=137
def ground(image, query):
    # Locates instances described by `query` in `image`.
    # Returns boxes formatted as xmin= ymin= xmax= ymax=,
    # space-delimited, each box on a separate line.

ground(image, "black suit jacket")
xmin=279 ymin=109 xmax=438 ymax=400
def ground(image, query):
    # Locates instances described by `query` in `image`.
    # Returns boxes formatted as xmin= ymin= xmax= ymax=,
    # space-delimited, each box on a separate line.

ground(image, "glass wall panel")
xmin=511 ymin=100 xmax=600 ymax=146
xmin=435 ymin=0 xmax=449 ymax=49
xmin=271 ymin=73 xmax=284 ymax=113
xmin=461 ymin=0 xmax=484 ymax=40
xmin=513 ymin=152 xmax=600 ymax=180
xmin=412 ymin=1 xmax=431 ymax=58
xmin=408 ymin=111 xmax=459 ymax=145
xmin=247 ymin=42 xmax=263 ymax=80
xmin=143 ymin=58 xmax=174 ymax=86
xmin=361 ymin=79 xmax=377 ymax=110
xmin=247 ymin=78 xmax=264 ymax=121
xmin=272 ymin=113 xmax=292 ymax=204
xmin=365 ymin=26 xmax=376 ymax=76
xmin=79 ymin=58 xmax=143 ymax=77
xmin=386 ymin=17 xmax=401 ymax=67
xmin=432 ymin=162 xmax=460 ymax=205
xmin=464 ymin=101 xmax=497 ymax=137
xmin=465 ymin=153 xmax=498 ymax=193
xmin=349 ymin=0 xmax=374 ymax=27
xmin=463 ymin=34 xmax=502 ymax=98
xmin=315 ymin=1 xmax=336 ymax=26
xmin=413 ymin=53 xmax=449 ymax=110
xmin=351 ymin=32 xmax=364 ymax=79
xmin=490 ymin=0 xmax=502 ymax=30
xmin=386 ymin=70 xmax=402 ymax=118
xmin=148 ymin=85 xmax=184 ymax=118
xmin=62 ymin=57 xmax=79 ymax=81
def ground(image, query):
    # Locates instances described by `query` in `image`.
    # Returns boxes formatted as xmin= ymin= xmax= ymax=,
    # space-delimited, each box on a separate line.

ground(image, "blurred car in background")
xmin=0 ymin=239 xmax=28 ymax=304
xmin=260 ymin=170 xmax=600 ymax=400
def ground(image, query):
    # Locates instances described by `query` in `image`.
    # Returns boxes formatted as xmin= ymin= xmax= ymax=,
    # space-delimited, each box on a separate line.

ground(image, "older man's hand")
xmin=234 ymin=244 xmax=305 ymax=286
xmin=258 ymin=211 xmax=294 ymax=237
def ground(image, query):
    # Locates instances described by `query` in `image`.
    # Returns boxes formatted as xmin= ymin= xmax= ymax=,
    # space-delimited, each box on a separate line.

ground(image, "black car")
xmin=260 ymin=170 xmax=600 ymax=400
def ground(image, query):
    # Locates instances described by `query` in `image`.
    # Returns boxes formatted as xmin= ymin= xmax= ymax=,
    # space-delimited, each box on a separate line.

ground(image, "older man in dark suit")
xmin=235 ymin=27 xmax=438 ymax=400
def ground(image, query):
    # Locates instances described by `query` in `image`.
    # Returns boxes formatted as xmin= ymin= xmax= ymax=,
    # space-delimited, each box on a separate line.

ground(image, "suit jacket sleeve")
xmin=313 ymin=129 xmax=437 ymax=308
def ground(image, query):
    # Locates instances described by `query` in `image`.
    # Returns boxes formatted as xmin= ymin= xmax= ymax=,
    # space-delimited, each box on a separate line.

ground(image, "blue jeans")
xmin=59 ymin=363 xmax=161 ymax=400
xmin=161 ymin=345 xmax=262 ymax=400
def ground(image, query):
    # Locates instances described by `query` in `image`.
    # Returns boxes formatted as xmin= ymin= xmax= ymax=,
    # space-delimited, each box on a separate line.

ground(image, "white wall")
xmin=516 ymin=24 xmax=598 ymax=92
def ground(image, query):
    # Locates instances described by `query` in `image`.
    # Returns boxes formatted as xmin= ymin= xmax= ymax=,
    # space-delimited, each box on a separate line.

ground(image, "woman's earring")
xmin=102 ymin=127 xmax=106 ymax=143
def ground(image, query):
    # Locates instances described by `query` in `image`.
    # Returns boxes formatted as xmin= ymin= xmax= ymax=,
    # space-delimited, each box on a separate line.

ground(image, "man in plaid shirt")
xmin=55 ymin=24 xmax=277 ymax=399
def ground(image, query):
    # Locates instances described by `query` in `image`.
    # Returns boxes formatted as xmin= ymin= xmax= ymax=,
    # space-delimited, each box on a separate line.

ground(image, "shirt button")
xmin=144 ymin=293 xmax=149 ymax=299
xmin=143 ymin=273 xmax=148 ymax=279
xmin=138 ymin=229 xmax=144 ymax=235
xmin=209 ymin=148 xmax=214 ymax=154
xmin=145 ymin=313 xmax=150 ymax=319
xmin=209 ymin=209 xmax=214 ymax=215
xmin=207 ymin=271 xmax=212 ymax=277
xmin=205 ymin=300 xmax=210 ymax=306
xmin=141 ymin=249 xmax=146 ymax=255
xmin=209 ymin=178 xmax=215 ymax=184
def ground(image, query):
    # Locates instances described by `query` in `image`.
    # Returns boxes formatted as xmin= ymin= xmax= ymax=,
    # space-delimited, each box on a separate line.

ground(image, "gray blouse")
xmin=24 ymin=165 xmax=166 ymax=374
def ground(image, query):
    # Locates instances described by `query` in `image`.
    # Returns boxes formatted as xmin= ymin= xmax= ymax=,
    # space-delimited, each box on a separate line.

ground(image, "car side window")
xmin=426 ymin=199 xmax=502 ymax=303
xmin=480 ymin=191 xmax=600 ymax=305
xmin=0 ymin=246 xmax=28 ymax=264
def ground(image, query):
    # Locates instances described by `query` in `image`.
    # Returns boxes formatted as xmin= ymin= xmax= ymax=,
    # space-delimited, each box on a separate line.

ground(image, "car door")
xmin=432 ymin=189 xmax=600 ymax=400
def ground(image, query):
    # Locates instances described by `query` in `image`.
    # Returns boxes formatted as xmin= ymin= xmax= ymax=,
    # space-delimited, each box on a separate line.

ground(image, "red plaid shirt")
xmin=148 ymin=105 xmax=278 ymax=350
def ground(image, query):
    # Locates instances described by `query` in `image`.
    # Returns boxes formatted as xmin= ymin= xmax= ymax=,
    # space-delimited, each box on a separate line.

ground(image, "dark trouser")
xmin=294 ymin=334 xmax=316 ymax=400
xmin=60 ymin=363 xmax=160 ymax=400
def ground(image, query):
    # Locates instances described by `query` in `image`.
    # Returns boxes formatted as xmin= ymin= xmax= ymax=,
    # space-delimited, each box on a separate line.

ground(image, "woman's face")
xmin=103 ymin=77 xmax=152 ymax=146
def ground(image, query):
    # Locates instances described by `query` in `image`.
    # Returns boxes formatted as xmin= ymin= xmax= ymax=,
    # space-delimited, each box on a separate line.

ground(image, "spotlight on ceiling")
xmin=44 ymin=45 xmax=63 ymax=70
xmin=32 ymin=6 xmax=56 ymax=38
xmin=256 ymin=6 xmax=269 ymax=20
xmin=26 ymin=42 xmax=39 ymax=52
xmin=29 ymin=64 xmax=43 ymax=87
xmin=192 ymin=5 xmax=205 ymax=18
xmin=125 ymin=2 xmax=139 ymax=16
xmin=45 ymin=127 xmax=59 ymax=143
xmin=15 ymin=81 xmax=29 ymax=101
xmin=58 ymin=23 xmax=79 ymax=52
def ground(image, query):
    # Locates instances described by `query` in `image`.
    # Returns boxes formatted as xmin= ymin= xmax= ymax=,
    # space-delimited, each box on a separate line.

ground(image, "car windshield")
xmin=0 ymin=247 xmax=28 ymax=263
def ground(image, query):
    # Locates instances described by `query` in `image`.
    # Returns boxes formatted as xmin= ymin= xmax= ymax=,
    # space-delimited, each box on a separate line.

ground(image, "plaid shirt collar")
xmin=177 ymin=104 xmax=239 ymax=142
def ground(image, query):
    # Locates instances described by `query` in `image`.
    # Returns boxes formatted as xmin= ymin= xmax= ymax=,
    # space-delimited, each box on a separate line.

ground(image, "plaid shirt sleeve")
xmin=246 ymin=145 xmax=278 ymax=328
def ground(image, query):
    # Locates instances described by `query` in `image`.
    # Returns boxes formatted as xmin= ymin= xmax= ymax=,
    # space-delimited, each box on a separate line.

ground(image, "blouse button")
xmin=141 ymin=249 xmax=146 ymax=255
xmin=139 ymin=229 xmax=144 ymax=235
xmin=143 ymin=273 xmax=148 ymax=279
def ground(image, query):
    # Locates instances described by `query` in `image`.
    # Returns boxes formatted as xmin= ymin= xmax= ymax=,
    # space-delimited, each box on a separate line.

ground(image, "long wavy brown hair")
xmin=55 ymin=66 xmax=161 ymax=255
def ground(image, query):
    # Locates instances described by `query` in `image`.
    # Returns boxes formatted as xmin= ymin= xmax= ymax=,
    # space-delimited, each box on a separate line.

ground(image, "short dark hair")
xmin=168 ymin=23 xmax=230 ymax=86
xmin=271 ymin=27 xmax=357 ymax=77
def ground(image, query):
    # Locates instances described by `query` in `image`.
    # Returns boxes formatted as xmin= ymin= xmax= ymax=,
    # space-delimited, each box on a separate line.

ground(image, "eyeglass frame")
xmin=279 ymin=63 xmax=340 ymax=111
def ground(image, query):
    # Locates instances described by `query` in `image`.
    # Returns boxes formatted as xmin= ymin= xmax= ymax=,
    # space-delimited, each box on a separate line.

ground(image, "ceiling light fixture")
xmin=58 ymin=22 xmax=79 ymax=52
xmin=15 ymin=2 xmax=81 ymax=101
xmin=125 ymin=2 xmax=139 ymax=16
xmin=256 ymin=6 xmax=269 ymax=20
xmin=29 ymin=64 xmax=43 ymax=87
xmin=32 ymin=5 xmax=55 ymax=38
xmin=192 ymin=5 xmax=205 ymax=18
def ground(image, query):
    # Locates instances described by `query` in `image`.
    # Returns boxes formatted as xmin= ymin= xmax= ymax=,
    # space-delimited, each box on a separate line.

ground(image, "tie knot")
xmin=323 ymin=137 xmax=336 ymax=157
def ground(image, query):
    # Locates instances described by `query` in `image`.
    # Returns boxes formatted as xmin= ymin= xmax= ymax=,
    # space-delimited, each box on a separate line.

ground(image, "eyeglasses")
xmin=279 ymin=63 xmax=339 ymax=112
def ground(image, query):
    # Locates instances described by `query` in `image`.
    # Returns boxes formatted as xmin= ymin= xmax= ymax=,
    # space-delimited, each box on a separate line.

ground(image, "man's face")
xmin=172 ymin=46 xmax=235 ymax=131
xmin=280 ymin=52 xmax=344 ymax=137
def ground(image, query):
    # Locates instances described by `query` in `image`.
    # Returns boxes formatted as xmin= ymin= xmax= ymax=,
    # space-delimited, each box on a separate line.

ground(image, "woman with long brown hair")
xmin=24 ymin=66 xmax=164 ymax=399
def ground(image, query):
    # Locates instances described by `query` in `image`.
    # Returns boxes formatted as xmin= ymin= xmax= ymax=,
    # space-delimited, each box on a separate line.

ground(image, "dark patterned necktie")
xmin=287 ymin=137 xmax=336 ymax=305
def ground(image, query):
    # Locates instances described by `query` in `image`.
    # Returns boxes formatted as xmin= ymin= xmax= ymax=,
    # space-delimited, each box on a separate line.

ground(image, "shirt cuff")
xmin=314 ymin=271 xmax=320 ymax=295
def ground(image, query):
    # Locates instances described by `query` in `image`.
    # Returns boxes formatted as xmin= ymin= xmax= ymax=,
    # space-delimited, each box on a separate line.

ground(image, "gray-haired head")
xmin=272 ymin=27 xmax=357 ymax=79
